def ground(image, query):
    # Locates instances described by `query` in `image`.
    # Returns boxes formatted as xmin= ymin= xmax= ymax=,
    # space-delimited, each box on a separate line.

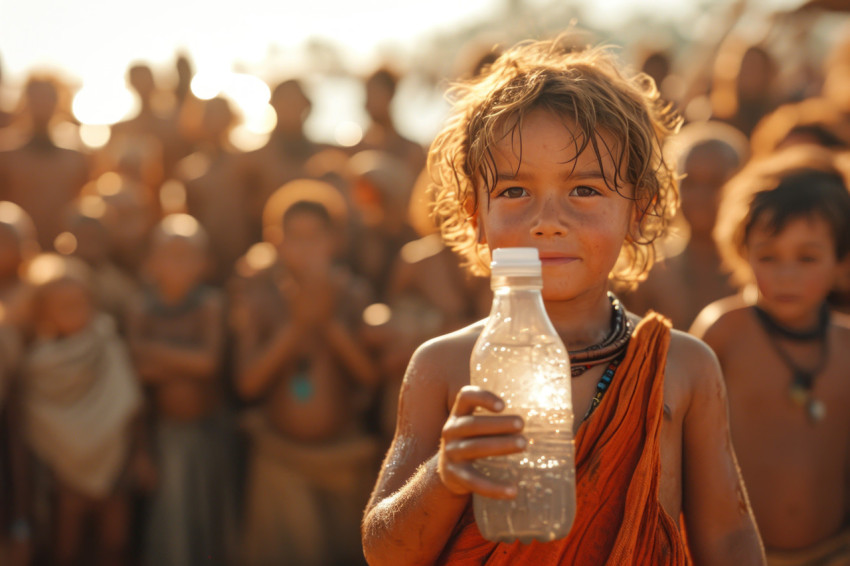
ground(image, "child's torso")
xmin=718 ymin=308 xmax=850 ymax=550
xmin=142 ymin=288 xmax=222 ymax=421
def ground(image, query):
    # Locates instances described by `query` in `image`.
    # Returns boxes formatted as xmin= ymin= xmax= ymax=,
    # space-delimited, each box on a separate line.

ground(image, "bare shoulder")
xmin=404 ymin=321 xmax=483 ymax=413
xmin=666 ymin=328 xmax=727 ymax=420
xmin=667 ymin=329 xmax=722 ymax=381
xmin=689 ymin=294 xmax=750 ymax=348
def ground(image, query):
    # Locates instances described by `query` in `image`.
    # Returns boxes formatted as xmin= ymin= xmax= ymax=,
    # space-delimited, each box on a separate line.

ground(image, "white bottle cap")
xmin=490 ymin=247 xmax=542 ymax=277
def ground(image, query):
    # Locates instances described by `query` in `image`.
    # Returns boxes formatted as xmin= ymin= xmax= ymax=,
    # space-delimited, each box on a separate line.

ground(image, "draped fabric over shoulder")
xmin=436 ymin=313 xmax=691 ymax=565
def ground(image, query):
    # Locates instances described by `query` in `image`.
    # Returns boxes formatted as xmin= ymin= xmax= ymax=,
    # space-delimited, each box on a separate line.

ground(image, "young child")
xmin=232 ymin=181 xmax=380 ymax=566
xmin=125 ymin=213 xmax=235 ymax=566
xmin=690 ymin=147 xmax=850 ymax=565
xmin=623 ymin=121 xmax=748 ymax=329
xmin=362 ymin=38 xmax=765 ymax=565
xmin=19 ymin=253 xmax=143 ymax=566
xmin=60 ymin=196 xmax=139 ymax=330
xmin=0 ymin=77 xmax=90 ymax=251
xmin=355 ymin=66 xmax=426 ymax=180
xmin=180 ymin=96 xmax=252 ymax=285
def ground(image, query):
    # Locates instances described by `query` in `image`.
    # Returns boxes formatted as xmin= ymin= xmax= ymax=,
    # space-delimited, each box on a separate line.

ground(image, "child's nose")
xmin=530 ymin=202 xmax=566 ymax=237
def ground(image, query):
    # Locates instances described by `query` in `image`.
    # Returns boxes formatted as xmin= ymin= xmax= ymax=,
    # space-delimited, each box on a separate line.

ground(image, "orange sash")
xmin=436 ymin=314 xmax=690 ymax=565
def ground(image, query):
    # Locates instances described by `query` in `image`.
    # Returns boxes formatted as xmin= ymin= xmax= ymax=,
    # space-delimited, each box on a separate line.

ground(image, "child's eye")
xmin=570 ymin=185 xmax=601 ymax=197
xmin=799 ymin=256 xmax=818 ymax=263
xmin=498 ymin=186 xmax=528 ymax=199
xmin=757 ymin=256 xmax=776 ymax=263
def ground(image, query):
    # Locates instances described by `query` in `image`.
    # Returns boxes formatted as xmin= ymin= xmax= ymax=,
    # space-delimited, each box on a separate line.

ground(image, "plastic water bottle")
xmin=471 ymin=247 xmax=576 ymax=544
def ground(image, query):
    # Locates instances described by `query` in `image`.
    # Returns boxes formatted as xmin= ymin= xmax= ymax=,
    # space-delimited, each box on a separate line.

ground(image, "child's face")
xmin=148 ymin=237 xmax=207 ymax=296
xmin=38 ymin=280 xmax=93 ymax=338
xmin=474 ymin=109 xmax=635 ymax=301
xmin=680 ymin=148 xmax=730 ymax=236
xmin=280 ymin=211 xmax=336 ymax=276
xmin=747 ymin=215 xmax=840 ymax=324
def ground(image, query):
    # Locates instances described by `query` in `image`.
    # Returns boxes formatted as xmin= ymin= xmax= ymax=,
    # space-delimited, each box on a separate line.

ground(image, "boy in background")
xmin=233 ymin=180 xmax=379 ymax=566
xmin=20 ymin=253 xmax=142 ymax=566
xmin=692 ymin=146 xmax=850 ymax=565
xmin=126 ymin=213 xmax=236 ymax=566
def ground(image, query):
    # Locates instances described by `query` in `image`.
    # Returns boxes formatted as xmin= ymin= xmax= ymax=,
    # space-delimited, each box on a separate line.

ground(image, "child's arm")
xmin=127 ymin=293 xmax=225 ymax=383
xmin=362 ymin=339 xmax=525 ymax=565
xmin=231 ymin=280 xmax=305 ymax=400
xmin=323 ymin=280 xmax=380 ymax=387
xmin=678 ymin=334 xmax=766 ymax=565
xmin=324 ymin=319 xmax=380 ymax=387
xmin=141 ymin=293 xmax=224 ymax=381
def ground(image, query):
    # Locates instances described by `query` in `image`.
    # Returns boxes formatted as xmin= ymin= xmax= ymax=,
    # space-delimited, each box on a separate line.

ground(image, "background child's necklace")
xmin=753 ymin=304 xmax=830 ymax=423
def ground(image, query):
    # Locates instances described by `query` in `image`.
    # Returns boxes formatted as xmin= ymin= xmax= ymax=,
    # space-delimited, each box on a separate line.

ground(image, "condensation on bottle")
xmin=470 ymin=247 xmax=576 ymax=544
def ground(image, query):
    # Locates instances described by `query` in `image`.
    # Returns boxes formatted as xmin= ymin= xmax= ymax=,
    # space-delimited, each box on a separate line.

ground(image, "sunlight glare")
xmin=159 ymin=180 xmax=187 ymax=214
xmin=96 ymin=172 xmax=123 ymax=196
xmin=334 ymin=120 xmax=363 ymax=147
xmin=244 ymin=103 xmax=277 ymax=135
xmin=191 ymin=71 xmax=227 ymax=100
xmin=363 ymin=303 xmax=392 ymax=326
xmin=79 ymin=124 xmax=111 ymax=149
xmin=54 ymin=232 xmax=78 ymax=255
xmin=72 ymin=83 xmax=134 ymax=125
xmin=229 ymin=126 xmax=269 ymax=152
xmin=79 ymin=195 xmax=108 ymax=219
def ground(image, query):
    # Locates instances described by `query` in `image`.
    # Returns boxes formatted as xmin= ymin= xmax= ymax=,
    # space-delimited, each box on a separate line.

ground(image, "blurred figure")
xmin=59 ymin=196 xmax=139 ymax=330
xmin=692 ymin=149 xmax=850 ymax=564
xmin=0 ymin=202 xmax=37 ymax=313
xmin=362 ymin=169 xmax=492 ymax=442
xmin=623 ymin=121 xmax=748 ymax=330
xmin=126 ymin=214 xmax=235 ymax=566
xmin=110 ymin=63 xmax=190 ymax=180
xmin=232 ymin=182 xmax=378 ymax=566
xmin=242 ymin=79 xmax=325 ymax=241
xmin=346 ymin=150 xmax=418 ymax=299
xmin=0 ymin=202 xmax=36 ymax=566
xmin=711 ymin=40 xmax=781 ymax=136
xmin=81 ymin=172 xmax=157 ymax=277
xmin=172 ymin=53 xmax=195 ymax=114
xmin=354 ymin=67 xmax=426 ymax=180
xmin=19 ymin=253 xmax=143 ymax=566
xmin=180 ymin=97 xmax=252 ymax=285
xmin=0 ymin=77 xmax=90 ymax=250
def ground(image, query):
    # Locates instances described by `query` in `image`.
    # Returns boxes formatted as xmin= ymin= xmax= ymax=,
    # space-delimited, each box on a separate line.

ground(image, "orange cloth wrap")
xmin=436 ymin=314 xmax=691 ymax=565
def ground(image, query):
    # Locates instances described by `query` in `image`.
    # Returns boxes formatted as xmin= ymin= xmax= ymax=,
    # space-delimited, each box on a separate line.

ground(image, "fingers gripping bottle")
xmin=471 ymin=247 xmax=576 ymax=543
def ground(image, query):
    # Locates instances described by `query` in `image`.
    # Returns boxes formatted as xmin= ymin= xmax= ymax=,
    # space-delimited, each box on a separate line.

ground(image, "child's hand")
xmin=288 ymin=276 xmax=337 ymax=329
xmin=438 ymin=385 xmax=526 ymax=499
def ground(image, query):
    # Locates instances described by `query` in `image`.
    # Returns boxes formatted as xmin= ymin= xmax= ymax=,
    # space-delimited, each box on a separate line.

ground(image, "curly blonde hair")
xmin=428 ymin=38 xmax=681 ymax=285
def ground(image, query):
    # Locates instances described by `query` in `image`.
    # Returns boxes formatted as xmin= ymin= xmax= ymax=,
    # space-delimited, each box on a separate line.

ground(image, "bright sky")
xmin=0 ymin=0 xmax=805 ymax=146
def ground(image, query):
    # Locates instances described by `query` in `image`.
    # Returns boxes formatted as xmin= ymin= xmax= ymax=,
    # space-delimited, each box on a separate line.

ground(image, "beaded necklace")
xmin=752 ymin=304 xmax=831 ymax=423
xmin=581 ymin=352 xmax=627 ymax=422
xmin=569 ymin=293 xmax=634 ymax=377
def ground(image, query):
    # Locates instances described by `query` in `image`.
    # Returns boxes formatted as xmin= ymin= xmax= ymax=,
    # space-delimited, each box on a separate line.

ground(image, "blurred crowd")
xmin=0 ymin=2 xmax=849 ymax=565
